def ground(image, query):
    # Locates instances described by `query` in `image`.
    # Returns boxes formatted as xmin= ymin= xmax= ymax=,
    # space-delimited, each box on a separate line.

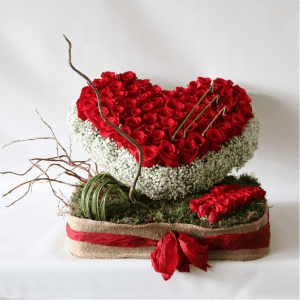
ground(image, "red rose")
xmin=80 ymin=86 xmax=95 ymax=98
xmin=160 ymin=117 xmax=177 ymax=132
xmin=177 ymin=139 xmax=198 ymax=165
xmin=93 ymin=78 xmax=108 ymax=90
xmin=183 ymin=119 xmax=198 ymax=133
xmin=215 ymin=202 xmax=230 ymax=217
xmin=162 ymin=90 xmax=176 ymax=98
xmin=138 ymin=145 xmax=159 ymax=167
xmin=210 ymin=185 xmax=227 ymax=197
xmin=76 ymin=97 xmax=97 ymax=121
xmin=149 ymin=130 xmax=166 ymax=145
xmin=205 ymin=128 xmax=225 ymax=151
xmin=220 ymin=87 xmax=233 ymax=97
xmin=98 ymin=116 xmax=119 ymax=138
xmin=151 ymin=96 xmax=164 ymax=108
xmin=165 ymin=97 xmax=183 ymax=113
xmin=198 ymin=118 xmax=212 ymax=134
xmin=197 ymin=77 xmax=212 ymax=87
xmin=113 ymin=90 xmax=127 ymax=100
xmin=150 ymin=85 xmax=162 ymax=96
xmin=99 ymin=87 xmax=113 ymax=99
xmin=232 ymin=85 xmax=246 ymax=94
xmin=111 ymin=105 xmax=125 ymax=117
xmin=85 ymin=106 xmax=109 ymax=128
xmin=172 ymin=111 xmax=186 ymax=123
xmin=122 ymin=97 xmax=137 ymax=108
xmin=235 ymin=94 xmax=251 ymax=104
xmin=189 ymin=199 xmax=202 ymax=213
xmin=202 ymin=108 xmax=217 ymax=122
xmin=135 ymin=79 xmax=152 ymax=89
xmin=144 ymin=122 xmax=159 ymax=133
xmin=109 ymin=80 xmax=123 ymax=92
xmin=175 ymin=87 xmax=188 ymax=97
xmin=125 ymin=84 xmax=140 ymax=96
xmin=143 ymin=113 xmax=157 ymax=124
xmin=124 ymin=116 xmax=142 ymax=128
xmin=128 ymin=130 xmax=148 ymax=156
xmin=179 ymin=94 xmax=198 ymax=104
xmin=186 ymin=132 xmax=208 ymax=159
xmin=225 ymin=184 xmax=241 ymax=192
xmin=142 ymin=102 xmax=155 ymax=113
xmin=235 ymin=103 xmax=254 ymax=119
xmin=101 ymin=71 xmax=115 ymax=81
xmin=197 ymin=204 xmax=212 ymax=218
xmin=194 ymin=88 xmax=207 ymax=99
xmin=118 ymin=71 xmax=136 ymax=84
xmin=224 ymin=112 xmax=246 ymax=137
xmin=155 ymin=107 xmax=172 ymax=120
xmin=101 ymin=99 xmax=115 ymax=109
xmin=183 ymin=102 xmax=203 ymax=114
xmin=168 ymin=129 xmax=184 ymax=143
xmin=208 ymin=209 xmax=220 ymax=223
xmin=129 ymin=107 xmax=142 ymax=117
xmin=157 ymin=140 xmax=180 ymax=167
xmin=113 ymin=126 xmax=132 ymax=148
xmin=214 ymin=121 xmax=232 ymax=142
xmin=136 ymin=92 xmax=150 ymax=103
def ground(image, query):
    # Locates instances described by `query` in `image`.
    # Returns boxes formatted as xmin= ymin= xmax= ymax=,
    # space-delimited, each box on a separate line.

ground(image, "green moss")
xmin=69 ymin=172 xmax=267 ymax=229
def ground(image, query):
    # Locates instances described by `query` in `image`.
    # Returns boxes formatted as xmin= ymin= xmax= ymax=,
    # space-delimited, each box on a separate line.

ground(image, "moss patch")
xmin=69 ymin=172 xmax=267 ymax=229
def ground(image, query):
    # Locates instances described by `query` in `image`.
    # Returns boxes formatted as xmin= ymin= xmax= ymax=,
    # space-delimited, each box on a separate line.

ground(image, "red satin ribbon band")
xmin=66 ymin=222 xmax=270 ymax=281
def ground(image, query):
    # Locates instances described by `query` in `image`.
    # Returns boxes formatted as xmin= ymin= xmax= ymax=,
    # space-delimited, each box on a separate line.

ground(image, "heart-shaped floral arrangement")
xmin=189 ymin=184 xmax=266 ymax=222
xmin=75 ymin=71 xmax=254 ymax=168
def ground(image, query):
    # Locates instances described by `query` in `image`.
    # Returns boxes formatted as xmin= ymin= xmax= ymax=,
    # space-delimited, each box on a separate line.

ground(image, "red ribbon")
xmin=66 ymin=222 xmax=270 ymax=281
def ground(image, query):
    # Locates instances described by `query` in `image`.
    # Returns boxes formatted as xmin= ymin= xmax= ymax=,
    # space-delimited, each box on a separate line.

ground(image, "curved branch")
xmin=63 ymin=35 xmax=143 ymax=201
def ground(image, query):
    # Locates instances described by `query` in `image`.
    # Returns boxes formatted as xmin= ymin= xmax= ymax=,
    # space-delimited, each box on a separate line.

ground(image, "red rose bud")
xmin=197 ymin=204 xmax=212 ymax=218
xmin=178 ymin=139 xmax=198 ymax=165
xmin=215 ymin=202 xmax=230 ymax=217
xmin=149 ymin=130 xmax=166 ymax=145
xmin=194 ymin=88 xmax=207 ymax=99
xmin=98 ymin=116 xmax=119 ymax=138
xmin=101 ymin=99 xmax=115 ymax=109
xmin=113 ymin=125 xmax=132 ymax=148
xmin=235 ymin=94 xmax=251 ymax=104
xmin=128 ymin=130 xmax=148 ymax=156
xmin=183 ymin=120 xmax=198 ymax=132
xmin=208 ymin=209 xmax=221 ymax=223
xmin=135 ymin=79 xmax=152 ymax=89
xmin=162 ymin=90 xmax=176 ymax=98
xmin=202 ymin=108 xmax=217 ymax=122
xmin=172 ymin=111 xmax=186 ymax=123
xmin=118 ymin=71 xmax=136 ymax=84
xmin=101 ymin=71 xmax=115 ymax=81
xmin=183 ymin=102 xmax=203 ymax=113
xmin=80 ymin=86 xmax=95 ymax=97
xmin=138 ymin=145 xmax=159 ymax=167
xmin=180 ymin=95 xmax=198 ymax=104
xmin=188 ymin=81 xmax=198 ymax=90
xmin=157 ymin=140 xmax=180 ymax=167
xmin=225 ymin=184 xmax=241 ymax=192
xmin=175 ymin=87 xmax=188 ymax=97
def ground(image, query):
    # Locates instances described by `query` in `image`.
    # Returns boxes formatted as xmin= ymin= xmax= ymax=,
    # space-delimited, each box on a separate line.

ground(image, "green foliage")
xmin=70 ymin=172 xmax=267 ymax=228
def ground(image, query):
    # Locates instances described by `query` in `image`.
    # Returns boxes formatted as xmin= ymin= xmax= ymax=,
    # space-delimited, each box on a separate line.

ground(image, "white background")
xmin=0 ymin=0 xmax=299 ymax=299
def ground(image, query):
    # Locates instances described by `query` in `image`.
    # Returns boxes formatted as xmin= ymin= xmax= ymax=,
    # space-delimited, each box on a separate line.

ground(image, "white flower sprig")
xmin=67 ymin=101 xmax=260 ymax=200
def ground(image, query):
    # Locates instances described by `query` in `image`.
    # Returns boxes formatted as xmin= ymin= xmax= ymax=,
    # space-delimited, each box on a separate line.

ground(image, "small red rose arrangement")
xmin=189 ymin=184 xmax=266 ymax=223
xmin=76 ymin=71 xmax=254 ymax=168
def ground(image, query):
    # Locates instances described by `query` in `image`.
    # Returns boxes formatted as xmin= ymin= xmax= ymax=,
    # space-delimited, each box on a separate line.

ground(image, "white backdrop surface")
xmin=0 ymin=0 xmax=299 ymax=299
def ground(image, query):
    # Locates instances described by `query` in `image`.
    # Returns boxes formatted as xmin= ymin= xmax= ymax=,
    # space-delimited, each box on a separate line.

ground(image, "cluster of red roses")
xmin=189 ymin=184 xmax=266 ymax=223
xmin=76 ymin=71 xmax=254 ymax=168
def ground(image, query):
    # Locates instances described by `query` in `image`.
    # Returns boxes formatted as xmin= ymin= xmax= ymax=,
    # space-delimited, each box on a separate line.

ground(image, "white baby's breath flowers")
xmin=67 ymin=102 xmax=260 ymax=200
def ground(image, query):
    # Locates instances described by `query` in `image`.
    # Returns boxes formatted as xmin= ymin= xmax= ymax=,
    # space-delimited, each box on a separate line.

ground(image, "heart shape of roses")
xmin=75 ymin=71 xmax=254 ymax=168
